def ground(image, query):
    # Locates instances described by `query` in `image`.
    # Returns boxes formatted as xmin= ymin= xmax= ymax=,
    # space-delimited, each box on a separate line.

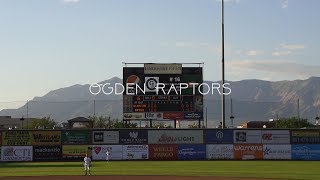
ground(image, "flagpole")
xmin=221 ymin=0 xmax=226 ymax=128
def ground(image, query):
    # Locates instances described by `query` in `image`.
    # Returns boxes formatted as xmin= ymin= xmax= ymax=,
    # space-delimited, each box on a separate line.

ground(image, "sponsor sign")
xmin=144 ymin=63 xmax=182 ymax=74
xmin=149 ymin=144 xmax=178 ymax=160
xmin=233 ymin=130 xmax=261 ymax=144
xmin=261 ymin=130 xmax=290 ymax=144
xmin=123 ymin=113 xmax=145 ymax=120
xmin=62 ymin=145 xmax=92 ymax=160
xmin=263 ymin=145 xmax=291 ymax=160
xmin=92 ymin=145 xmax=123 ymax=160
xmin=1 ymin=146 xmax=33 ymax=161
xmin=206 ymin=144 xmax=233 ymax=159
xmin=33 ymin=146 xmax=62 ymax=161
xmin=291 ymin=130 xmax=320 ymax=144
xmin=234 ymin=144 xmax=263 ymax=160
xmin=145 ymin=112 xmax=163 ymax=120
xmin=92 ymin=131 xmax=119 ymax=144
xmin=292 ymin=144 xmax=320 ymax=160
xmin=178 ymin=144 xmax=206 ymax=160
xmin=148 ymin=130 xmax=203 ymax=144
xmin=205 ymin=130 xmax=233 ymax=144
xmin=119 ymin=130 xmax=148 ymax=144
xmin=163 ymin=112 xmax=184 ymax=120
xmin=61 ymin=131 xmax=91 ymax=145
xmin=2 ymin=131 xmax=32 ymax=146
xmin=183 ymin=112 xmax=203 ymax=120
xmin=122 ymin=145 xmax=149 ymax=160
xmin=145 ymin=77 xmax=159 ymax=92
xmin=32 ymin=131 xmax=61 ymax=146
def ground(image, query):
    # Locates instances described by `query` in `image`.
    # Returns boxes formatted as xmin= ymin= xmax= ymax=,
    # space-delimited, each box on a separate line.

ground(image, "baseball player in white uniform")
xmin=106 ymin=150 xmax=110 ymax=163
xmin=83 ymin=154 xmax=91 ymax=175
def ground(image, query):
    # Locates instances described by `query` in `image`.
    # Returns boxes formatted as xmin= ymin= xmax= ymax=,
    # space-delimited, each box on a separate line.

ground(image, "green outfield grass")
xmin=0 ymin=161 xmax=320 ymax=180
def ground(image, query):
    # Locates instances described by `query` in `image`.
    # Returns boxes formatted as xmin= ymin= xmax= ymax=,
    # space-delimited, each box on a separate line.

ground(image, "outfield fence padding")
xmin=1 ymin=129 xmax=320 ymax=161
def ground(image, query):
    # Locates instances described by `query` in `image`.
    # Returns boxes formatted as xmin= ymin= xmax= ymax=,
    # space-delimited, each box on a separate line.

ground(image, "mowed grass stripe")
xmin=0 ymin=161 xmax=320 ymax=179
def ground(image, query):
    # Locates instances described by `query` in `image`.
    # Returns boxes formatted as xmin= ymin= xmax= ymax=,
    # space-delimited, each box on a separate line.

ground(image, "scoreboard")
xmin=123 ymin=64 xmax=203 ymax=120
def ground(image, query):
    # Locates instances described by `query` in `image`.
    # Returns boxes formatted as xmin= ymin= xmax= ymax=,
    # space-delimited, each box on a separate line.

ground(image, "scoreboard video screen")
xmin=123 ymin=64 xmax=203 ymax=120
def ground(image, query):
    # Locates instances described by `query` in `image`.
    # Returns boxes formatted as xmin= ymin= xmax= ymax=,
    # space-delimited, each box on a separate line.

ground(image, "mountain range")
xmin=1 ymin=76 xmax=320 ymax=127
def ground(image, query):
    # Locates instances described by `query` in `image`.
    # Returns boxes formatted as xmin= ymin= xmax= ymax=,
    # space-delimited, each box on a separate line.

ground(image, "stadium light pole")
xmin=221 ymin=0 xmax=226 ymax=128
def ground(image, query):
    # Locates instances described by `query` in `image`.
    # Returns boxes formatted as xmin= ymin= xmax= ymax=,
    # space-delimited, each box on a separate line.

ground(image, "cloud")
xmin=246 ymin=50 xmax=263 ymax=56
xmin=280 ymin=43 xmax=306 ymax=50
xmin=281 ymin=0 xmax=289 ymax=8
xmin=227 ymin=60 xmax=320 ymax=80
xmin=175 ymin=42 xmax=193 ymax=48
xmin=62 ymin=0 xmax=80 ymax=4
xmin=272 ymin=51 xmax=291 ymax=56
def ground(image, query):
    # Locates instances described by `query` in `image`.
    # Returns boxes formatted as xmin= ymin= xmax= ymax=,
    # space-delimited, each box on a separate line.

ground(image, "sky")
xmin=0 ymin=0 xmax=320 ymax=103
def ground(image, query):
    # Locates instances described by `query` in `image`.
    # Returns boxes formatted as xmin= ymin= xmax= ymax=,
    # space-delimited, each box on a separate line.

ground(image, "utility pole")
xmin=221 ymin=0 xmax=226 ymax=128
xmin=230 ymin=98 xmax=234 ymax=128
xmin=205 ymin=107 xmax=208 ymax=128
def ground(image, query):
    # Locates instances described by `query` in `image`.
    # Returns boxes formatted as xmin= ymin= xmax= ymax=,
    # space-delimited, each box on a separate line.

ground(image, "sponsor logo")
xmin=94 ymin=132 xmax=104 ymax=142
xmin=158 ymin=134 xmax=195 ymax=142
xmin=123 ymin=113 xmax=144 ymax=120
xmin=184 ymin=112 xmax=202 ymax=119
xmin=34 ymin=147 xmax=61 ymax=153
xmin=234 ymin=145 xmax=262 ymax=151
xmin=145 ymin=113 xmax=163 ymax=119
xmin=145 ymin=77 xmax=159 ymax=92
xmin=129 ymin=132 xmax=138 ymax=139
xmin=236 ymin=132 xmax=247 ymax=142
xmin=264 ymin=147 xmax=271 ymax=155
xmin=262 ymin=134 xmax=272 ymax=140
xmin=216 ymin=131 xmax=224 ymax=139
xmin=264 ymin=147 xmax=291 ymax=155
xmin=94 ymin=147 xmax=101 ymax=154
xmin=33 ymin=134 xmax=60 ymax=143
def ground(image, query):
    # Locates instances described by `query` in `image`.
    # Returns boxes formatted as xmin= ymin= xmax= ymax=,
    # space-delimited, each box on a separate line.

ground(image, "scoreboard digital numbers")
xmin=123 ymin=64 xmax=203 ymax=120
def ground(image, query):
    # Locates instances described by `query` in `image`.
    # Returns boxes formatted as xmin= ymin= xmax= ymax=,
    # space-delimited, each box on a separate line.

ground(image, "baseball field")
xmin=0 ymin=161 xmax=319 ymax=180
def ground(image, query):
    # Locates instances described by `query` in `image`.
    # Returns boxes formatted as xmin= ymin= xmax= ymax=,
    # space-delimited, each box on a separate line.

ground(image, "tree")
xmin=274 ymin=117 xmax=315 ymax=128
xmin=113 ymin=120 xmax=138 ymax=128
xmin=88 ymin=116 xmax=138 ymax=128
xmin=28 ymin=116 xmax=58 ymax=129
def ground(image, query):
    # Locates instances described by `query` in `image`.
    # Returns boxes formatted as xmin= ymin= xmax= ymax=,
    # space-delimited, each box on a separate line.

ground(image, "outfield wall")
xmin=0 ymin=129 xmax=320 ymax=161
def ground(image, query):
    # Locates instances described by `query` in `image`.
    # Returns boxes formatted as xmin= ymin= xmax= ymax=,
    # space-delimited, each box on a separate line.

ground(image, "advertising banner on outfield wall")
xmin=2 ymin=131 xmax=32 ymax=146
xmin=63 ymin=145 xmax=92 ymax=160
xmin=291 ymin=130 xmax=320 ymax=144
xmin=120 ymin=130 xmax=148 ymax=144
xmin=32 ymin=131 xmax=61 ymax=146
xmin=261 ymin=130 xmax=290 ymax=144
xmin=61 ymin=131 xmax=91 ymax=145
xmin=1 ymin=146 xmax=33 ymax=161
xmin=233 ymin=144 xmax=263 ymax=160
xmin=178 ymin=144 xmax=206 ymax=160
xmin=206 ymin=144 xmax=233 ymax=159
xmin=205 ymin=130 xmax=233 ymax=144
xmin=92 ymin=131 xmax=119 ymax=144
xmin=122 ymin=145 xmax=149 ymax=160
xmin=92 ymin=145 xmax=123 ymax=160
xmin=292 ymin=144 xmax=320 ymax=160
xmin=233 ymin=130 xmax=261 ymax=144
xmin=33 ymin=146 xmax=62 ymax=161
xmin=263 ymin=145 xmax=291 ymax=160
xmin=148 ymin=130 xmax=203 ymax=144
xmin=149 ymin=144 xmax=178 ymax=160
